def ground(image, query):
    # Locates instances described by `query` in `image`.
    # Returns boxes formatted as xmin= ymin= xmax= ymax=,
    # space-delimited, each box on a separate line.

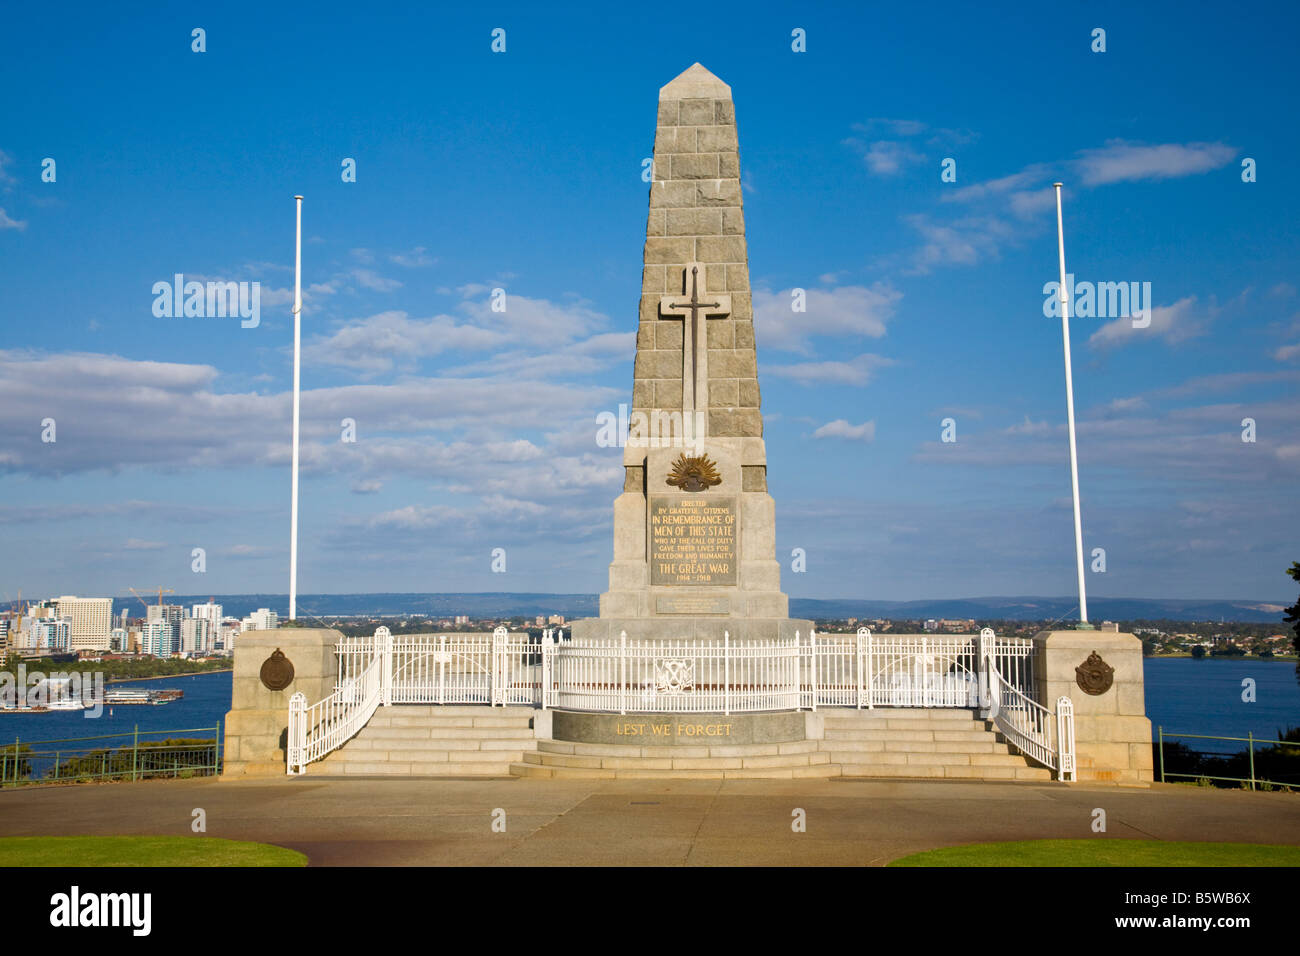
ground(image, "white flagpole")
xmin=290 ymin=195 xmax=303 ymax=622
xmin=1054 ymin=183 xmax=1089 ymax=626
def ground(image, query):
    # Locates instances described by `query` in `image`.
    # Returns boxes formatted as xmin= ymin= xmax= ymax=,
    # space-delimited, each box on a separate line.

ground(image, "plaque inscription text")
xmin=649 ymin=495 xmax=737 ymax=586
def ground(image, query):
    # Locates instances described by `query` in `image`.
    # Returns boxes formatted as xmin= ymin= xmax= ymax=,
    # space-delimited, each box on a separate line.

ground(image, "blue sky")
xmin=1 ymin=1 xmax=1297 ymax=607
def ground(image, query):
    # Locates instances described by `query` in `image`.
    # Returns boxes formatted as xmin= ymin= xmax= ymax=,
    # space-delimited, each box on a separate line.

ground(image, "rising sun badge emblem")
xmin=666 ymin=453 xmax=722 ymax=492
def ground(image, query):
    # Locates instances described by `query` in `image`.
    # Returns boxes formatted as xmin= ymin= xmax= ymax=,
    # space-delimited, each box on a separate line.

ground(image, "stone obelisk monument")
xmin=573 ymin=64 xmax=809 ymax=643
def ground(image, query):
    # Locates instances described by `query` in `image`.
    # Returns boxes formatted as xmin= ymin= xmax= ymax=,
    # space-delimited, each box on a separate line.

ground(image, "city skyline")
xmin=2 ymin=4 xmax=1297 ymax=603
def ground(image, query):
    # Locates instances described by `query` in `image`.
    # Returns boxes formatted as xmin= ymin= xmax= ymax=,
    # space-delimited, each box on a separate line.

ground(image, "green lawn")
xmin=889 ymin=840 xmax=1300 ymax=867
xmin=0 ymin=836 xmax=307 ymax=867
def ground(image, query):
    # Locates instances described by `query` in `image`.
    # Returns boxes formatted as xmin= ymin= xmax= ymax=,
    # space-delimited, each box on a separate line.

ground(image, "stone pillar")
xmin=1033 ymin=629 xmax=1153 ymax=786
xmin=222 ymin=629 xmax=341 ymax=778
xmin=578 ymin=63 xmax=798 ymax=640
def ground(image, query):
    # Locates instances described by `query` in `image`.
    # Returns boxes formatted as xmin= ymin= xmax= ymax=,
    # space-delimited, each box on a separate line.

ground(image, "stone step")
xmin=822 ymin=727 xmax=988 ymax=741
xmin=339 ymin=737 xmax=537 ymax=752
xmin=838 ymin=763 xmax=1052 ymax=781
xmin=324 ymin=747 xmax=529 ymax=763
xmin=324 ymin=760 xmax=517 ymax=776
xmin=374 ymin=702 xmax=535 ymax=717
xmin=536 ymin=739 xmax=820 ymax=759
xmin=522 ymin=750 xmax=830 ymax=771
xmin=823 ymin=739 xmax=1011 ymax=755
xmin=821 ymin=709 xmax=981 ymax=722
xmin=367 ymin=714 xmax=533 ymax=729
xmin=509 ymin=762 xmax=839 ymax=780
xmin=824 ymin=750 xmax=1031 ymax=768
xmin=852 ymin=718 xmax=985 ymax=732
xmin=355 ymin=726 xmax=536 ymax=740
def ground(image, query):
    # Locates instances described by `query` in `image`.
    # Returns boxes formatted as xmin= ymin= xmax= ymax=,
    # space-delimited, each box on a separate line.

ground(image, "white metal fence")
xmin=287 ymin=625 xmax=1075 ymax=779
xmin=287 ymin=627 xmax=387 ymax=776
xmin=550 ymin=634 xmax=801 ymax=714
xmin=802 ymin=629 xmax=1036 ymax=709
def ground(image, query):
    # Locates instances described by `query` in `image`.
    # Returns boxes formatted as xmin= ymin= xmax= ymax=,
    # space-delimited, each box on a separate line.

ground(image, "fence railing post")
xmin=541 ymin=633 xmax=553 ymax=711
xmin=978 ymin=628 xmax=993 ymax=718
xmin=491 ymin=626 xmax=506 ymax=707
xmin=1157 ymin=726 xmax=1165 ymax=783
xmin=856 ymin=627 xmax=869 ymax=709
xmin=1248 ymin=731 xmax=1255 ymax=791
xmin=376 ymin=626 xmax=393 ymax=707
xmin=131 ymin=725 xmax=139 ymax=782
xmin=619 ymin=631 xmax=627 ymax=716
xmin=1055 ymin=696 xmax=1076 ymax=782
xmin=287 ymin=692 xmax=306 ymax=775
xmin=724 ymin=631 xmax=730 ymax=717
xmin=866 ymin=630 xmax=874 ymax=709
xmin=808 ymin=630 xmax=817 ymax=712
xmin=439 ymin=635 xmax=447 ymax=705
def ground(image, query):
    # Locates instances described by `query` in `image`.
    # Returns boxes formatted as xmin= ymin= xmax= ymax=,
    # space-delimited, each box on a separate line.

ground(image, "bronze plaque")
xmin=650 ymin=495 xmax=737 ymax=586
xmin=656 ymin=595 xmax=730 ymax=615
xmin=1075 ymin=650 xmax=1114 ymax=696
xmin=259 ymin=648 xmax=295 ymax=691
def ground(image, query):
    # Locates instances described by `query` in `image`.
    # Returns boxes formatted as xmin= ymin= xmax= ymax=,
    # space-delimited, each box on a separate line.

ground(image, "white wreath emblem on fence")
xmin=654 ymin=659 xmax=695 ymax=695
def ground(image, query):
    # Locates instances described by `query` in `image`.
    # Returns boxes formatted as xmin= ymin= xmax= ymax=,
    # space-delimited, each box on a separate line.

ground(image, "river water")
xmin=1 ymin=660 xmax=1296 ymax=753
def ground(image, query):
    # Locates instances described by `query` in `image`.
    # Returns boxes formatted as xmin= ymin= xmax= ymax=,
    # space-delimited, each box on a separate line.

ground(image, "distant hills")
xmin=105 ymin=593 xmax=1292 ymax=625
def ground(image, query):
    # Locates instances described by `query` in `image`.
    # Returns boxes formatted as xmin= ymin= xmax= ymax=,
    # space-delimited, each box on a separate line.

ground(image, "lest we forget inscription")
xmin=649 ymin=495 xmax=737 ymax=586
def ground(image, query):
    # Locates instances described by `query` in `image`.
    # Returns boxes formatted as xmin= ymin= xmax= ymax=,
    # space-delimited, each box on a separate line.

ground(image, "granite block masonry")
xmin=1033 ymin=629 xmax=1154 ymax=786
xmin=573 ymin=63 xmax=810 ymax=643
xmin=223 ymin=628 xmax=340 ymax=777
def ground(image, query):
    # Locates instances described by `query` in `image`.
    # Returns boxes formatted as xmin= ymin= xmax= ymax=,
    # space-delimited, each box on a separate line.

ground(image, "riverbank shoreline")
xmin=106 ymin=670 xmax=231 ymax=684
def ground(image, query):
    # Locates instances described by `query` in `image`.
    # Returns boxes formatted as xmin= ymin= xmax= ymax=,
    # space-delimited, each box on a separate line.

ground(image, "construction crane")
xmin=1 ymin=590 xmax=24 ymax=657
xmin=128 ymin=586 xmax=175 ymax=620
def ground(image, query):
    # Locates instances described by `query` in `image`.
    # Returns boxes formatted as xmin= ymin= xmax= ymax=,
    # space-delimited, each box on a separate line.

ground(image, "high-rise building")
xmin=110 ymin=627 xmax=129 ymax=652
xmin=141 ymin=621 xmax=176 ymax=657
xmin=180 ymin=618 xmax=212 ymax=654
xmin=218 ymin=618 xmax=241 ymax=651
xmin=240 ymin=609 xmax=278 ymax=632
xmin=192 ymin=602 xmax=223 ymax=627
xmin=55 ymin=596 xmax=112 ymax=651
xmin=31 ymin=619 xmax=71 ymax=652
xmin=147 ymin=604 xmax=185 ymax=627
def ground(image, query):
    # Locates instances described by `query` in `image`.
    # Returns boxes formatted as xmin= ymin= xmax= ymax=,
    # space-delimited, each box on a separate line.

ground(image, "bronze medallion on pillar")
xmin=1075 ymin=650 xmax=1114 ymax=696
xmin=259 ymin=648 xmax=295 ymax=691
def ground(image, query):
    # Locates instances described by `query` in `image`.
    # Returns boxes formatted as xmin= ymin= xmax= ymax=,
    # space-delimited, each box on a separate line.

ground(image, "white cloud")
xmin=753 ymin=283 xmax=900 ymax=353
xmin=390 ymin=246 xmax=435 ymax=268
xmin=0 ymin=349 xmax=620 ymax=479
xmin=305 ymin=290 xmax=615 ymax=376
xmin=1074 ymin=141 xmax=1236 ymax=186
xmin=766 ymin=353 xmax=893 ymax=387
xmin=0 ymin=208 xmax=27 ymax=230
xmin=860 ymin=140 xmax=922 ymax=176
xmin=902 ymin=214 xmax=1017 ymax=274
xmin=351 ymin=268 xmax=403 ymax=292
xmin=123 ymin=538 xmax=166 ymax=551
xmin=812 ymin=419 xmax=876 ymax=441
xmin=1088 ymin=296 xmax=1205 ymax=349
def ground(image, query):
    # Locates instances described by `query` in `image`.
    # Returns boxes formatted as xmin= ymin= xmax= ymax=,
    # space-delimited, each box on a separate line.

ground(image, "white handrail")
xmin=987 ymin=655 xmax=1075 ymax=781
xmin=287 ymin=627 xmax=388 ymax=775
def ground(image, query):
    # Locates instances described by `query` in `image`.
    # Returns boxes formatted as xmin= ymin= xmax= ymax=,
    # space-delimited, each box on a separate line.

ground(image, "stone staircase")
xmin=307 ymin=706 xmax=1051 ymax=781
xmin=822 ymin=708 xmax=1052 ymax=781
xmin=316 ymin=705 xmax=538 ymax=776
xmin=510 ymin=739 xmax=837 ymax=780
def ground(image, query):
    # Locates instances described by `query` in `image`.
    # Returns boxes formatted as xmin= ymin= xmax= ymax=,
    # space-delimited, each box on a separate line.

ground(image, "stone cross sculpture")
xmin=659 ymin=262 xmax=731 ymax=419
xmin=570 ymin=63 xmax=808 ymax=643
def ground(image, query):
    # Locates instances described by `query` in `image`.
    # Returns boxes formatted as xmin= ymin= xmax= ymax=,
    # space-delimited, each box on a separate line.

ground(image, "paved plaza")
xmin=3 ymin=777 xmax=1296 ymax=866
